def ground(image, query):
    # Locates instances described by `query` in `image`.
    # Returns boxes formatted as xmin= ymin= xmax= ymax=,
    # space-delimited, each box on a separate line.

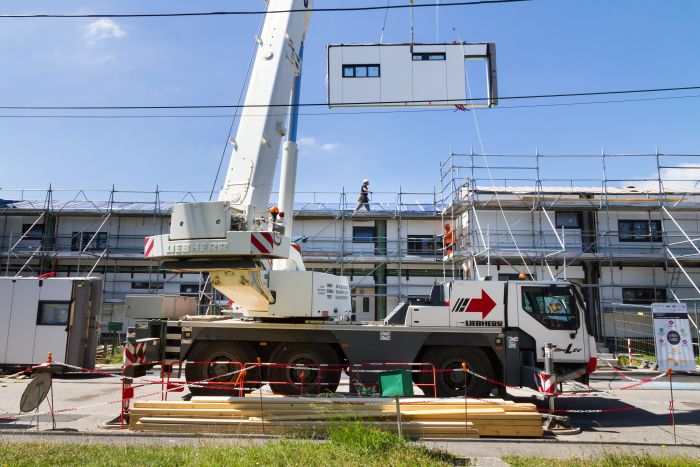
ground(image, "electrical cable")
xmin=2 ymin=85 xmax=698 ymax=110
xmin=1 ymin=93 xmax=699 ymax=119
xmin=0 ymin=1 xmax=532 ymax=19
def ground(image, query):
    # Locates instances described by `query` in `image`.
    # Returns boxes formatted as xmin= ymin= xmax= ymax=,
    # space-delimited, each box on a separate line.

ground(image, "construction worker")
xmin=443 ymin=223 xmax=454 ymax=257
xmin=353 ymin=179 xmax=370 ymax=213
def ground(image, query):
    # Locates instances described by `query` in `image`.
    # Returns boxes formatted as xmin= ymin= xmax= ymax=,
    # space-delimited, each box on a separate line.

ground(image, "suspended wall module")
xmin=327 ymin=43 xmax=498 ymax=108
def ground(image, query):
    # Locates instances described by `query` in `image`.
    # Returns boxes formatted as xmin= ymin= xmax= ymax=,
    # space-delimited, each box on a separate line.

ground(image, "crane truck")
xmin=130 ymin=0 xmax=598 ymax=398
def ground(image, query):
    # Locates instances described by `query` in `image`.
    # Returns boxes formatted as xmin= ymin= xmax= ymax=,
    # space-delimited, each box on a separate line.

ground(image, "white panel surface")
xmin=5 ymin=280 xmax=41 ymax=364
xmin=0 ymin=279 xmax=15 ymax=364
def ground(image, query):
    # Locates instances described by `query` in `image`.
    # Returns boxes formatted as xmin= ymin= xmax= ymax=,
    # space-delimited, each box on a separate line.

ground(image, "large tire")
xmin=269 ymin=343 xmax=341 ymax=396
xmin=185 ymin=342 xmax=257 ymax=396
xmin=418 ymin=346 xmax=494 ymax=398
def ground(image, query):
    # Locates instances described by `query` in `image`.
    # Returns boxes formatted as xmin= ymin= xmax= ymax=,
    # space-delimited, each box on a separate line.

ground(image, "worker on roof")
xmin=443 ymin=223 xmax=454 ymax=257
xmin=353 ymin=179 xmax=371 ymax=214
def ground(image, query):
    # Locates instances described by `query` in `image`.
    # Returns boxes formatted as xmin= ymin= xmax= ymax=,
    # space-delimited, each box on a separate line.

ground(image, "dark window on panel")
xmin=71 ymin=231 xmax=107 ymax=251
xmin=180 ymin=284 xmax=199 ymax=295
xmin=555 ymin=212 xmax=582 ymax=229
xmin=618 ymin=220 xmax=662 ymax=242
xmin=412 ymin=52 xmax=446 ymax=61
xmin=353 ymin=226 xmax=376 ymax=243
xmin=622 ymin=288 xmax=667 ymax=305
xmin=37 ymin=301 xmax=71 ymax=325
xmin=407 ymin=235 xmax=439 ymax=255
xmin=22 ymin=223 xmax=45 ymax=240
xmin=342 ymin=64 xmax=380 ymax=78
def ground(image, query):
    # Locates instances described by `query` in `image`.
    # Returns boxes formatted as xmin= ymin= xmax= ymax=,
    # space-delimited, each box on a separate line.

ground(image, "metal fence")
xmin=602 ymin=302 xmax=700 ymax=364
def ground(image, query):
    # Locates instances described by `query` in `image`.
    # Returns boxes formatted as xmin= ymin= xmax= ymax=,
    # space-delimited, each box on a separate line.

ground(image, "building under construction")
xmin=1 ymin=152 xmax=699 ymax=353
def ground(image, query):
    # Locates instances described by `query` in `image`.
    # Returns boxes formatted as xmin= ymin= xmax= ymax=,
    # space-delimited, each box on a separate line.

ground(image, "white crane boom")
xmin=219 ymin=0 xmax=311 ymax=229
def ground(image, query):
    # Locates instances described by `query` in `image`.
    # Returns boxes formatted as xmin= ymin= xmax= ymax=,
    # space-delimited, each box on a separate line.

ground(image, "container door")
xmin=34 ymin=279 xmax=72 ymax=364
xmin=6 ymin=280 xmax=41 ymax=365
xmin=353 ymin=288 xmax=375 ymax=322
xmin=0 ymin=279 xmax=15 ymax=364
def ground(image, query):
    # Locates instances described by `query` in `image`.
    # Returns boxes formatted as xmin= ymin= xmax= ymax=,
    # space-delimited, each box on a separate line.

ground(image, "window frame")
xmin=342 ymin=64 xmax=381 ymax=78
xmin=618 ymin=220 xmax=663 ymax=243
xmin=520 ymin=285 xmax=580 ymax=331
xmin=71 ymin=231 xmax=108 ymax=251
xmin=352 ymin=226 xmax=376 ymax=243
xmin=412 ymin=52 xmax=446 ymax=61
xmin=36 ymin=301 xmax=71 ymax=326
xmin=407 ymin=234 xmax=439 ymax=255
xmin=22 ymin=223 xmax=45 ymax=240
xmin=131 ymin=281 xmax=164 ymax=291
xmin=555 ymin=211 xmax=582 ymax=229
xmin=621 ymin=287 xmax=667 ymax=305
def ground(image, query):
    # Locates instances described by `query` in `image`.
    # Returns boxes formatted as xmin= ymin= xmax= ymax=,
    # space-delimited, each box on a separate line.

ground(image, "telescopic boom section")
xmin=219 ymin=0 xmax=311 ymax=227
xmin=143 ymin=0 xmax=316 ymax=314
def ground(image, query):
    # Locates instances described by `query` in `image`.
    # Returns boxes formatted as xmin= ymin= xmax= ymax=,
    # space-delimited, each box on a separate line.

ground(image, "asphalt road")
xmin=1 ymin=366 xmax=699 ymax=457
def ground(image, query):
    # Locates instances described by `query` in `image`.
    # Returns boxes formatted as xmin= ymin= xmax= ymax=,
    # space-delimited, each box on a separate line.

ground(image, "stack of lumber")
xmin=129 ymin=396 xmax=542 ymax=438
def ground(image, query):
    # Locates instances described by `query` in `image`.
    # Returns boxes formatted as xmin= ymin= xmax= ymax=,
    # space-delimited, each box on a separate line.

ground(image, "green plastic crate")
xmin=379 ymin=369 xmax=414 ymax=397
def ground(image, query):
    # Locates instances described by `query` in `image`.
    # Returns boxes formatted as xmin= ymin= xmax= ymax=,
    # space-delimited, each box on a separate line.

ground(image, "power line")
xmin=1 ymin=85 xmax=699 ymax=111
xmin=2 ymin=93 xmax=698 ymax=119
xmin=0 ymin=1 xmax=530 ymax=19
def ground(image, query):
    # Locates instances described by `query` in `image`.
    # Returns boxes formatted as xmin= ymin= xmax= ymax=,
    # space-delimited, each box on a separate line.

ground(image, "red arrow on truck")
xmin=466 ymin=290 xmax=497 ymax=319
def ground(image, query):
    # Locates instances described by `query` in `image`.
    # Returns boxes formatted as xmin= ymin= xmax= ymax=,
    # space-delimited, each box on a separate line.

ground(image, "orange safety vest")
xmin=444 ymin=229 xmax=454 ymax=247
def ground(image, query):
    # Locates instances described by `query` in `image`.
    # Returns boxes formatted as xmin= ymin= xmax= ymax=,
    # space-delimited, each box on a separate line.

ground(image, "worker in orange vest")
xmin=443 ymin=223 xmax=454 ymax=256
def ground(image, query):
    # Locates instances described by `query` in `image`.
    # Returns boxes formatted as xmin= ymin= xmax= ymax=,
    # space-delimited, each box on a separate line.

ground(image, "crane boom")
xmin=219 ymin=0 xmax=311 ymax=229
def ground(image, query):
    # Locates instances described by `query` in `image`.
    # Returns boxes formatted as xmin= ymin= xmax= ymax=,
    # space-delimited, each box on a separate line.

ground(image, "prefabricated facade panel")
xmin=328 ymin=43 xmax=495 ymax=107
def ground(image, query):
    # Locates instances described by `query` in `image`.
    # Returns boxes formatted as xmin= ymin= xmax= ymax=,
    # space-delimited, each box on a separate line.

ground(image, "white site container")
xmin=0 ymin=277 xmax=102 ymax=370
xmin=327 ymin=42 xmax=497 ymax=108
xmin=125 ymin=294 xmax=198 ymax=320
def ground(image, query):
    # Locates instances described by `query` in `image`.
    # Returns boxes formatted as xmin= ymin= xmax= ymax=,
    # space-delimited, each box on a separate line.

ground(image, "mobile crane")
xmin=133 ymin=0 xmax=597 ymax=398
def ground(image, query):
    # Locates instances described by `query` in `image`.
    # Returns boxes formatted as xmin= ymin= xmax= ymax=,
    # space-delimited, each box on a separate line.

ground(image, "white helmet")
xmin=362 ymin=179 xmax=369 ymax=184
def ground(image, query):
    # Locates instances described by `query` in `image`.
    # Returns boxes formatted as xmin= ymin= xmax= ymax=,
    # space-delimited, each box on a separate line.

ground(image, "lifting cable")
xmin=454 ymin=25 xmax=535 ymax=278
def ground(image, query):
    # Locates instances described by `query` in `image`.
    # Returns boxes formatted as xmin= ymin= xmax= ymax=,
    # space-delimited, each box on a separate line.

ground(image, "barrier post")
xmin=461 ymin=362 xmax=468 ymax=438
xmin=627 ymin=338 xmax=633 ymax=367
xmin=543 ymin=343 xmax=557 ymax=429
xmin=668 ymin=368 xmax=676 ymax=444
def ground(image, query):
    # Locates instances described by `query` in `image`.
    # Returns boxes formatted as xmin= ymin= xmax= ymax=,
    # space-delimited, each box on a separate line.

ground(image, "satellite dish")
xmin=20 ymin=372 xmax=52 ymax=413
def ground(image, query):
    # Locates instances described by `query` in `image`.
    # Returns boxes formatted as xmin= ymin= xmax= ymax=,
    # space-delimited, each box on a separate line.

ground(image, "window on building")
xmin=71 ymin=232 xmax=108 ymax=251
xmin=412 ymin=52 xmax=446 ymax=61
xmin=555 ymin=212 xmax=582 ymax=229
xmin=618 ymin=220 xmax=662 ymax=242
xmin=407 ymin=235 xmax=438 ymax=255
xmin=131 ymin=281 xmax=163 ymax=291
xmin=521 ymin=285 xmax=579 ymax=330
xmin=342 ymin=64 xmax=380 ymax=78
xmin=353 ymin=226 xmax=376 ymax=243
xmin=37 ymin=301 xmax=70 ymax=325
xmin=622 ymin=288 xmax=667 ymax=305
xmin=22 ymin=223 xmax=45 ymax=240
xmin=180 ymin=284 xmax=199 ymax=295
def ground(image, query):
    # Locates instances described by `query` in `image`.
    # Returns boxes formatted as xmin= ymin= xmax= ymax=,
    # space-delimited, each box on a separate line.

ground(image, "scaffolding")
xmin=439 ymin=150 xmax=700 ymax=356
xmin=0 ymin=186 xmax=443 ymax=320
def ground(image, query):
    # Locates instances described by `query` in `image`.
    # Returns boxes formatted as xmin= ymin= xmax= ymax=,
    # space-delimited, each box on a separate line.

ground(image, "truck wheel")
xmin=419 ymin=347 xmax=494 ymax=398
xmin=185 ymin=342 xmax=257 ymax=396
xmin=269 ymin=343 xmax=340 ymax=396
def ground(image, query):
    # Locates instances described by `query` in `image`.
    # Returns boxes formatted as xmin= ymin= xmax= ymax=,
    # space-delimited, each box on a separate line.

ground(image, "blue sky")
xmin=0 ymin=0 xmax=698 ymax=202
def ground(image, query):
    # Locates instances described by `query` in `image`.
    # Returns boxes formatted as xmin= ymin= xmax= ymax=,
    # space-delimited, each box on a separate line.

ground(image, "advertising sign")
xmin=652 ymin=302 xmax=696 ymax=373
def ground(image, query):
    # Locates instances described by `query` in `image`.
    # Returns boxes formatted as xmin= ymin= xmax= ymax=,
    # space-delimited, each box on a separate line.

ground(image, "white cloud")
xmin=84 ymin=19 xmax=125 ymax=43
xmin=321 ymin=143 xmax=339 ymax=152
xmin=297 ymin=136 xmax=340 ymax=153
xmin=627 ymin=163 xmax=700 ymax=192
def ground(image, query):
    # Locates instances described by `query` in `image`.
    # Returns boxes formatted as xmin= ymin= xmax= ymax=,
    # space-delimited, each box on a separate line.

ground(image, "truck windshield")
xmin=521 ymin=286 xmax=579 ymax=330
